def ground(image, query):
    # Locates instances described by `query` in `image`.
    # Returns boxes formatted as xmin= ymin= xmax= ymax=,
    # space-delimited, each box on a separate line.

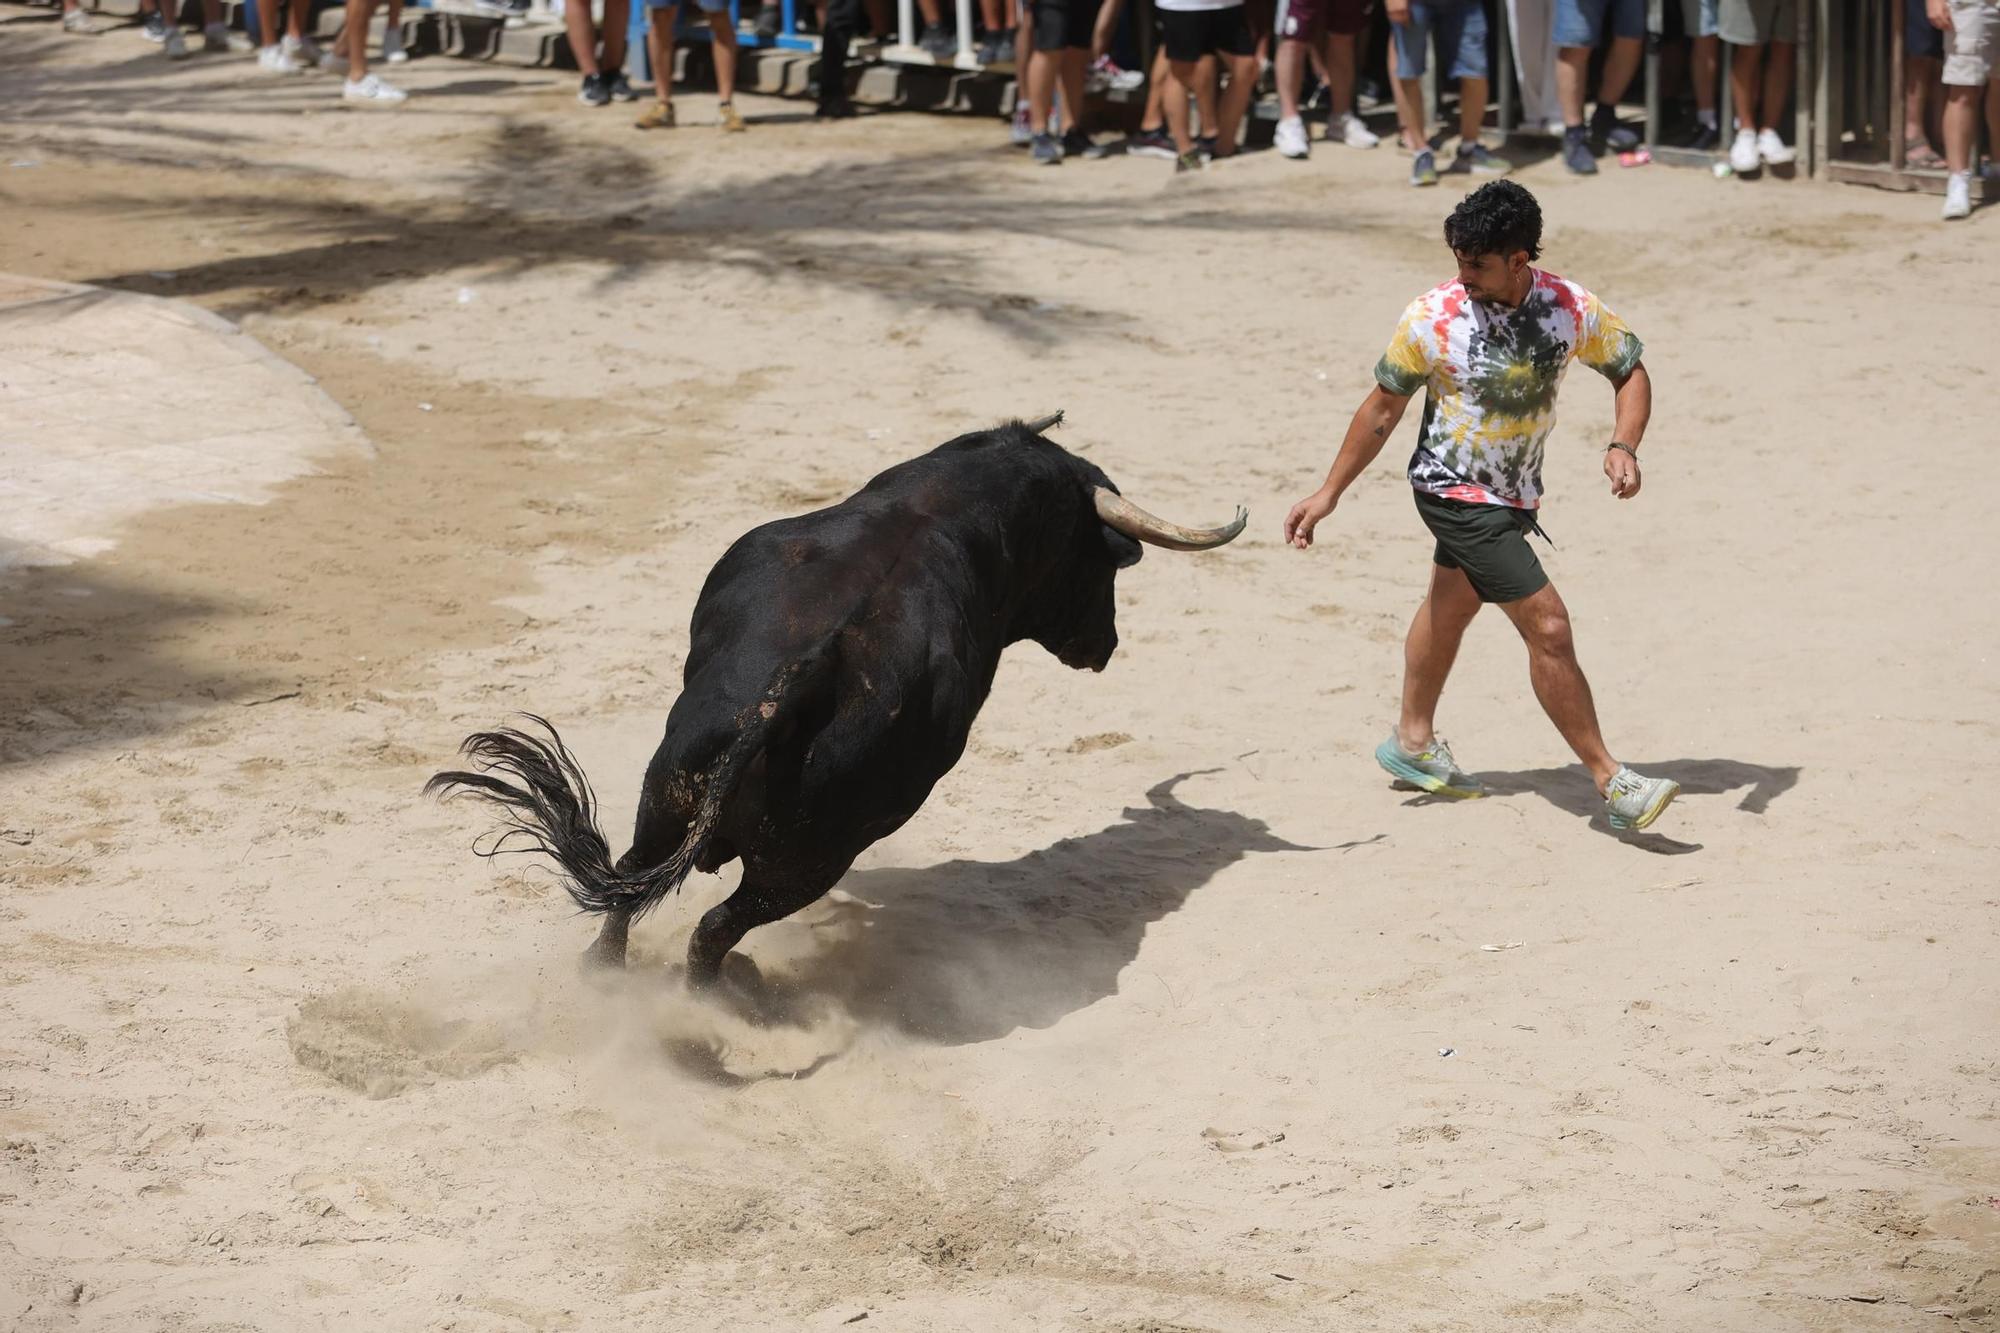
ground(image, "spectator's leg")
xmin=863 ymin=0 xmax=891 ymax=34
xmin=1692 ymin=35 xmax=1719 ymax=121
xmin=1165 ymin=58 xmax=1200 ymax=151
xmin=1215 ymin=50 xmax=1258 ymax=153
xmin=817 ymin=0 xmax=859 ymax=107
xmin=1986 ymin=75 xmax=2000 ymax=163
xmin=1060 ymin=43 xmax=1089 ymax=130
xmin=1192 ymin=53 xmax=1221 ymax=140
xmin=1555 ymin=46 xmax=1590 ymax=128
xmin=345 ymin=0 xmax=373 ymax=78
xmin=917 ymin=0 xmax=942 ymax=32
xmin=1457 ymin=76 xmax=1488 ymax=144
xmin=1390 ymin=15 xmax=1428 ymax=151
xmin=1326 ymin=29 xmax=1357 ymax=122
xmin=1277 ymin=35 xmax=1309 ymax=122
xmin=1943 ymin=81 xmax=1978 ymax=176
xmin=1757 ymin=39 xmax=1792 ymax=131
xmin=1728 ymin=39 xmax=1761 ymax=129
xmin=1140 ymin=45 xmax=1169 ymax=131
xmin=256 ymin=0 xmax=279 ymax=49
xmin=645 ymin=4 xmax=676 ymax=106
xmin=980 ymin=0 xmax=1006 ymax=38
xmin=1595 ymin=34 xmax=1642 ymax=107
xmin=1029 ymin=40 xmax=1061 ymax=132
xmin=709 ymin=9 xmax=739 ymax=103
xmin=603 ymin=0 xmax=629 ymax=70
xmin=566 ymin=0 xmax=603 ymax=76
xmin=285 ymin=0 xmax=306 ymax=41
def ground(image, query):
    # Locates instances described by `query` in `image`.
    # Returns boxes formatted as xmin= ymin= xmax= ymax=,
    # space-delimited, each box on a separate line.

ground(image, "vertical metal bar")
xmin=1643 ymin=0 xmax=1661 ymax=153
xmin=895 ymin=0 xmax=910 ymax=44
xmin=955 ymin=0 xmax=971 ymax=60
xmin=1496 ymin=0 xmax=1515 ymax=135
xmin=1812 ymin=0 xmax=1835 ymax=170
xmin=1719 ymin=36 xmax=1733 ymax=137
xmin=783 ymin=0 xmax=797 ymax=42
xmin=1889 ymin=0 xmax=1905 ymax=171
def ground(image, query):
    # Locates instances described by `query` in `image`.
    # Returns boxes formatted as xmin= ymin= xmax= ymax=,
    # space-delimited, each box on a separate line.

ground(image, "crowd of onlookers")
xmin=35 ymin=0 xmax=2000 ymax=216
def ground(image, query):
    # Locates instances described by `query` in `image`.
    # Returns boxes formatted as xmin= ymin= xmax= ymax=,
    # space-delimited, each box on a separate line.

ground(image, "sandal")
xmin=1904 ymin=138 xmax=1946 ymax=170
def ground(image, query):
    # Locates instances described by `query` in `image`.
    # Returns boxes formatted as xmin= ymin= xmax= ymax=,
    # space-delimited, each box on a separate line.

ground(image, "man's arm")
xmin=1284 ymin=385 xmax=1414 ymax=549
xmin=1603 ymin=360 xmax=1651 ymax=500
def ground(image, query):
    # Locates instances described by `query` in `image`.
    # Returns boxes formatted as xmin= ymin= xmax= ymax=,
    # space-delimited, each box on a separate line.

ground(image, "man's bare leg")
xmin=1500 ymin=582 xmax=1618 ymax=792
xmin=1398 ymin=563 xmax=1482 ymax=752
xmin=1214 ymin=50 xmax=1257 ymax=153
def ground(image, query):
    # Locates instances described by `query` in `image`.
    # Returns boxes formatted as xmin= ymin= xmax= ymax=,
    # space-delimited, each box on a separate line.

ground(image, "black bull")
xmin=427 ymin=416 xmax=1247 ymax=987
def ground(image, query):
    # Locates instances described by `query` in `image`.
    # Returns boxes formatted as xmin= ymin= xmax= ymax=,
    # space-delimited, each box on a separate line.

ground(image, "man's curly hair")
xmin=1443 ymin=180 xmax=1543 ymax=261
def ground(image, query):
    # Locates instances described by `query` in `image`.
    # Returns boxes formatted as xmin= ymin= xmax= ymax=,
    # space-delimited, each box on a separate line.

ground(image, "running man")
xmin=1283 ymin=181 xmax=1680 ymax=832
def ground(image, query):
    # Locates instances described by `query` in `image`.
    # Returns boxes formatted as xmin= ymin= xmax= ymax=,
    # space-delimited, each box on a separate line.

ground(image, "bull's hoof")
xmin=579 ymin=939 xmax=628 ymax=973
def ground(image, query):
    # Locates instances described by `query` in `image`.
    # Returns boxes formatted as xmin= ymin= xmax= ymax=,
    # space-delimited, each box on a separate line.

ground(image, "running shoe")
xmin=281 ymin=32 xmax=323 ymax=64
xmin=1009 ymin=103 xmax=1032 ymax=146
xmin=1126 ymin=126 xmax=1174 ymax=158
xmin=1196 ymin=134 xmax=1217 ymax=160
xmin=1030 ymin=131 xmax=1061 ymax=164
xmin=1174 ymin=149 xmax=1203 ymax=173
xmin=1274 ymin=114 xmax=1309 ymax=159
xmin=163 ymin=25 xmax=188 ymax=56
xmin=1410 ymin=146 xmax=1438 ymax=186
xmin=1602 ymin=766 xmax=1679 ymax=831
xmin=258 ymin=41 xmax=305 ymax=71
xmin=578 ymin=71 xmax=610 ymax=105
xmin=1683 ymin=120 xmax=1719 ymax=152
xmin=1728 ymin=127 xmax=1759 ymax=173
xmin=1061 ymin=128 xmax=1107 ymax=160
xmin=1591 ymin=103 xmax=1638 ymax=152
xmin=634 ymin=99 xmax=674 ymax=128
xmin=918 ymin=22 xmax=954 ymax=57
xmin=1086 ymin=54 xmax=1142 ymax=92
xmin=62 ymin=8 xmax=102 ymax=32
xmin=1328 ymin=111 xmax=1379 ymax=147
xmin=1451 ymin=141 xmax=1506 ymax=174
xmin=718 ymin=100 xmax=744 ymax=131
xmin=604 ymin=67 xmax=638 ymax=100
xmin=1942 ymin=171 xmax=1971 ymax=220
xmin=343 ymin=72 xmax=407 ymax=103
xmin=382 ymin=23 xmax=408 ymax=61
xmin=204 ymin=21 xmax=251 ymax=49
xmin=142 ymin=10 xmax=167 ymax=40
xmin=1756 ymin=127 xmax=1794 ymax=165
xmin=1563 ymin=125 xmax=1597 ymax=175
xmin=1374 ymin=732 xmax=1484 ymax=799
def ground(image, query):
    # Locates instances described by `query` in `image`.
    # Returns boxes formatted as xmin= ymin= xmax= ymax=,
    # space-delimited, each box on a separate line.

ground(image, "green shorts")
xmin=1413 ymin=489 xmax=1550 ymax=604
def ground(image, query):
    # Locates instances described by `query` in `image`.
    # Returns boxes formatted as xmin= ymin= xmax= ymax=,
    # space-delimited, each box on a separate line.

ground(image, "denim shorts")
xmin=1554 ymin=0 xmax=1645 ymax=46
xmin=648 ymin=0 xmax=727 ymax=12
xmin=1679 ymin=0 xmax=1717 ymax=37
xmin=1907 ymin=0 xmax=1943 ymax=58
xmin=1393 ymin=0 xmax=1488 ymax=80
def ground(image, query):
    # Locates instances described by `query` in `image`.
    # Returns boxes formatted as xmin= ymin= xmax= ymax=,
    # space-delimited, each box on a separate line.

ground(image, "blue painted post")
xmin=630 ymin=0 xmax=652 ymax=83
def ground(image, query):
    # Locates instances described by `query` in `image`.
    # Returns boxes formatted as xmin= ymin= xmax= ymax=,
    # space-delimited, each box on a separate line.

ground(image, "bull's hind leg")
xmin=686 ymin=867 xmax=841 ymax=991
xmin=581 ymin=794 xmax=691 ymax=972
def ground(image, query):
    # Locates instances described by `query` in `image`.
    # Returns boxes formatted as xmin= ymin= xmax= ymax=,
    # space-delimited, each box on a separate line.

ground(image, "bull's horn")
xmin=1025 ymin=410 xmax=1065 ymax=435
xmin=1093 ymin=488 xmax=1248 ymax=552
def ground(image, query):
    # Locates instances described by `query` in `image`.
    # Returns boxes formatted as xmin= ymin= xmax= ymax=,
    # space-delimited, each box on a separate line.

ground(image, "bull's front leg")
xmin=582 ymin=906 xmax=632 ymax=970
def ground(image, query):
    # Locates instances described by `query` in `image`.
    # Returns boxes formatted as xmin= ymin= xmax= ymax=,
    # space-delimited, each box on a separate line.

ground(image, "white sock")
xmin=1697 ymin=108 xmax=1716 ymax=129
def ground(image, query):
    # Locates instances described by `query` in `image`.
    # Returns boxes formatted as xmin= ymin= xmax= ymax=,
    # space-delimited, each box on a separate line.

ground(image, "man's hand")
xmin=1604 ymin=446 xmax=1642 ymax=499
xmin=1284 ymin=488 xmax=1338 ymax=548
xmin=1929 ymin=0 xmax=1953 ymax=31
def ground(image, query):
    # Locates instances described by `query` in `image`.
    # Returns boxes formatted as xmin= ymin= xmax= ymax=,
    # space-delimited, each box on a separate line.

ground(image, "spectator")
xmin=1157 ymin=0 xmax=1257 ymax=171
xmin=1389 ymin=0 xmax=1504 ymax=184
xmin=1719 ymin=0 xmax=1796 ymax=175
xmin=1124 ymin=47 xmax=1182 ymax=156
xmin=1906 ymin=0 xmax=1946 ymax=166
xmin=636 ymin=0 xmax=745 ymax=129
xmin=255 ymin=0 xmax=327 ymax=72
xmin=1553 ymin=0 xmax=1644 ymax=174
xmin=1934 ymin=0 xmax=2000 ymax=218
xmin=1273 ymin=0 xmax=1374 ymax=157
xmin=814 ymin=0 xmax=863 ymax=117
xmin=567 ymin=0 xmax=637 ymax=105
xmin=978 ymin=0 xmax=1016 ymax=60
xmin=1025 ymin=0 xmax=1106 ymax=162
xmin=335 ymin=0 xmax=405 ymax=101
xmin=1320 ymin=2 xmax=1379 ymax=147
xmin=1681 ymin=0 xmax=1720 ymax=150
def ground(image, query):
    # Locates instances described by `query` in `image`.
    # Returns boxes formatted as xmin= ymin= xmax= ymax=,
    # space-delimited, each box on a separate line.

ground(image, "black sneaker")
xmin=1126 ymin=126 xmax=1175 ymax=159
xmin=578 ymin=72 xmax=610 ymax=106
xmin=1196 ymin=134 xmax=1217 ymax=160
xmin=1030 ymin=131 xmax=1061 ymax=164
xmin=1591 ymin=104 xmax=1638 ymax=152
xmin=1562 ymin=125 xmax=1597 ymax=175
xmin=814 ymin=97 xmax=858 ymax=119
xmin=1060 ymin=128 xmax=1105 ymax=160
xmin=1683 ymin=121 xmax=1720 ymax=152
xmin=753 ymin=2 xmax=780 ymax=36
xmin=604 ymin=68 xmax=638 ymax=101
xmin=142 ymin=10 xmax=167 ymax=41
xmin=991 ymin=31 xmax=1014 ymax=62
xmin=918 ymin=22 xmax=955 ymax=57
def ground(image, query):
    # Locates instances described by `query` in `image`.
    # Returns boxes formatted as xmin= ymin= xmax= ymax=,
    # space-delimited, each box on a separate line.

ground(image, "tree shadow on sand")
xmin=1438 ymin=758 xmax=1802 ymax=857
xmin=720 ymin=771 xmax=1316 ymax=1048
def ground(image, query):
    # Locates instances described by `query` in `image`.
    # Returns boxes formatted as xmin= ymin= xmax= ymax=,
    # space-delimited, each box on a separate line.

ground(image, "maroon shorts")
xmin=1278 ymin=0 xmax=1370 ymax=40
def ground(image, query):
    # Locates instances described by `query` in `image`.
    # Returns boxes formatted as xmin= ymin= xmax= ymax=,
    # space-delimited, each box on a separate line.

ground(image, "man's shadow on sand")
xmin=711 ymin=771 xmax=1317 ymax=1050
xmin=1408 ymin=758 xmax=1800 ymax=856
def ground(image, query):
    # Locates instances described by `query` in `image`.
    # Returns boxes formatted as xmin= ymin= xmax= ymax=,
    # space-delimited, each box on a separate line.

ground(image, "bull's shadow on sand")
xmin=1424 ymin=758 xmax=1801 ymax=856
xmin=729 ymin=771 xmax=1314 ymax=1047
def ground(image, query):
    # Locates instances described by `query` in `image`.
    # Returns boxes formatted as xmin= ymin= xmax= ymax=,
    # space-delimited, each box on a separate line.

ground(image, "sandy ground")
xmin=4 ymin=11 xmax=1999 ymax=1331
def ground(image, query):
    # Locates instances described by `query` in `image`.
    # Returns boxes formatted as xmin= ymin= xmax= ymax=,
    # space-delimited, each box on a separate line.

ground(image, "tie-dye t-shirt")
xmin=1373 ymin=269 xmax=1644 ymax=510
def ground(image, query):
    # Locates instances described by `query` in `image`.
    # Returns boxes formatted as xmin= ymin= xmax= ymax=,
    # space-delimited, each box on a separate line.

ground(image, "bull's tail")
xmin=426 ymin=653 xmax=826 ymax=922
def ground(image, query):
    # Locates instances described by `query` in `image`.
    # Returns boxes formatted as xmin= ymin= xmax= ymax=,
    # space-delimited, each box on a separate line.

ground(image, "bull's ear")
xmin=1102 ymin=525 xmax=1143 ymax=569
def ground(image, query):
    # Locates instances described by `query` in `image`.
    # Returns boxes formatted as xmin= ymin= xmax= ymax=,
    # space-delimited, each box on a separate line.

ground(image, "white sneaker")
xmin=1756 ymin=127 xmax=1795 ymax=165
xmin=1728 ymin=127 xmax=1759 ymax=174
xmin=1274 ymin=115 xmax=1309 ymax=160
xmin=162 ymin=26 xmax=188 ymax=57
xmin=1942 ymin=171 xmax=1971 ymax=220
xmin=1330 ymin=112 xmax=1379 ymax=148
xmin=281 ymin=32 xmax=324 ymax=64
xmin=382 ymin=24 xmax=408 ymax=62
xmin=343 ymin=72 xmax=406 ymax=104
xmin=61 ymin=7 xmax=101 ymax=32
xmin=203 ymin=21 xmax=251 ymax=50
xmin=258 ymin=41 xmax=305 ymax=72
